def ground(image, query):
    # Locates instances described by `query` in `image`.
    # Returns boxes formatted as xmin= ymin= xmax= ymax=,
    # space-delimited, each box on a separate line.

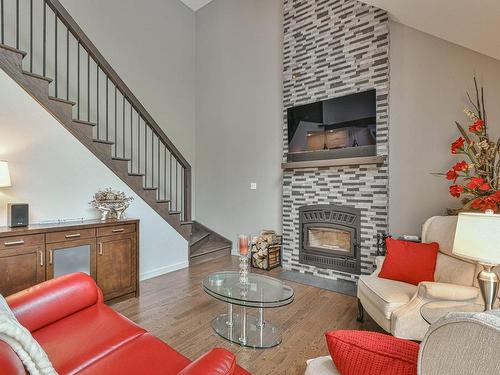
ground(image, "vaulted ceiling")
xmin=180 ymin=0 xmax=500 ymax=61
xmin=360 ymin=0 xmax=500 ymax=61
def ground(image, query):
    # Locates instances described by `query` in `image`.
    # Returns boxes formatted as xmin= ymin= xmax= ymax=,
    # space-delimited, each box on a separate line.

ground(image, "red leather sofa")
xmin=0 ymin=273 xmax=250 ymax=375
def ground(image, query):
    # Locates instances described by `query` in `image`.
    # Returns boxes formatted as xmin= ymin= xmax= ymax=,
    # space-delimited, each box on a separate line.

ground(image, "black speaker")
xmin=7 ymin=203 xmax=29 ymax=227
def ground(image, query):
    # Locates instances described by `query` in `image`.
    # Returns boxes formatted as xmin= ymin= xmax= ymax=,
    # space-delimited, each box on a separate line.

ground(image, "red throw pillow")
xmin=326 ymin=330 xmax=419 ymax=375
xmin=378 ymin=238 xmax=439 ymax=285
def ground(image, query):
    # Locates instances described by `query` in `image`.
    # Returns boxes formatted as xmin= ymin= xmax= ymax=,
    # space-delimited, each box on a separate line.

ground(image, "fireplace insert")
xmin=299 ymin=204 xmax=361 ymax=274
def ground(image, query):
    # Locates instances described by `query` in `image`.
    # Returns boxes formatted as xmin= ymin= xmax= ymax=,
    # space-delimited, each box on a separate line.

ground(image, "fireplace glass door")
xmin=304 ymin=224 xmax=355 ymax=257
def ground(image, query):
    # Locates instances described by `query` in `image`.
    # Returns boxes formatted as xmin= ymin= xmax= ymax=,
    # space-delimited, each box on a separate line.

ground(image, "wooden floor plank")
xmin=111 ymin=255 xmax=382 ymax=375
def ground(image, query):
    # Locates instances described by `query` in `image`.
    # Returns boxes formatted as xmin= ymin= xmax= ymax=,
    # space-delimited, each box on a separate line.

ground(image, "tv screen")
xmin=286 ymin=90 xmax=377 ymax=161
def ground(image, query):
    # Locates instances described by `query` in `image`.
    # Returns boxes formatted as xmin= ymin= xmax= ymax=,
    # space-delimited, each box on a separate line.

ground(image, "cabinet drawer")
xmin=46 ymin=228 xmax=96 ymax=244
xmin=0 ymin=234 xmax=44 ymax=250
xmin=97 ymin=224 xmax=135 ymax=237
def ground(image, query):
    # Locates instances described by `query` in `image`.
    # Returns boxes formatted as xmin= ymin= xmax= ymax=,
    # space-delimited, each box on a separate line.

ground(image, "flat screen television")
xmin=286 ymin=89 xmax=377 ymax=162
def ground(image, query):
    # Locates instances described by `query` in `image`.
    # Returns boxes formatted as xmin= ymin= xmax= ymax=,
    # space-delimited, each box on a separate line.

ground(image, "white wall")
xmin=0 ymin=70 xmax=188 ymax=280
xmin=195 ymin=0 xmax=284 ymax=250
xmin=389 ymin=22 xmax=500 ymax=236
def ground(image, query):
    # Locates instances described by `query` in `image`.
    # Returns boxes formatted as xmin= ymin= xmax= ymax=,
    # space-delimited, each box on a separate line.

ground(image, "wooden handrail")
xmin=45 ymin=0 xmax=191 ymax=172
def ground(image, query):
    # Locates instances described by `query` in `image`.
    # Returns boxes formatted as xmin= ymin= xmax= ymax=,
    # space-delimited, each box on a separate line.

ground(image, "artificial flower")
xmin=452 ymin=161 xmax=469 ymax=172
xmin=466 ymin=177 xmax=484 ymax=190
xmin=471 ymin=197 xmax=498 ymax=213
xmin=449 ymin=185 xmax=463 ymax=198
xmin=469 ymin=119 xmax=485 ymax=133
xmin=446 ymin=170 xmax=458 ymax=181
xmin=479 ymin=183 xmax=491 ymax=191
xmin=451 ymin=137 xmax=465 ymax=154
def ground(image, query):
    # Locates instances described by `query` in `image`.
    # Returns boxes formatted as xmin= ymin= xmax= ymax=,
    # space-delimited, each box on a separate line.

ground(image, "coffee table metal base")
xmin=212 ymin=312 xmax=281 ymax=349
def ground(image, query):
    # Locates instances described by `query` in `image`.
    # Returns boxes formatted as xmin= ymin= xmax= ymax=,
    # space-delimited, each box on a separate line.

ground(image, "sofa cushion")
xmin=178 ymin=348 xmax=236 ymax=375
xmin=77 ymin=333 xmax=190 ymax=375
xmin=379 ymin=239 xmax=438 ymax=285
xmin=32 ymin=303 xmax=145 ymax=374
xmin=358 ymin=275 xmax=417 ymax=320
xmin=326 ymin=330 xmax=419 ymax=375
xmin=78 ymin=334 xmax=250 ymax=375
xmin=0 ymin=340 xmax=27 ymax=375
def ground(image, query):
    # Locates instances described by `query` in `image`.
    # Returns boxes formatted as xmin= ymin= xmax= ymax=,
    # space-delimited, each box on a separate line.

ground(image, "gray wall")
xmin=194 ymin=3 xmax=500 ymax=241
xmin=60 ymin=0 xmax=196 ymax=168
xmin=195 ymin=0 xmax=284 ymax=248
xmin=389 ymin=22 xmax=500 ymax=236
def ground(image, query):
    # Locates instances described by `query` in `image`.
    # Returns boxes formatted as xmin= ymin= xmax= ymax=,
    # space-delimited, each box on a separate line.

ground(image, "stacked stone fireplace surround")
xmin=281 ymin=0 xmax=390 ymax=282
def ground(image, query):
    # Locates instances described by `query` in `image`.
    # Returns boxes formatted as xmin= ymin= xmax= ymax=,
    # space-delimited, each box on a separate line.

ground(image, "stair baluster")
xmin=0 ymin=0 xmax=192 ymax=229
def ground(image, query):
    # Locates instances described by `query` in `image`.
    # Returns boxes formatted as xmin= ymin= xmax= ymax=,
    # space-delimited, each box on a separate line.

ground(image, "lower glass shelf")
xmin=212 ymin=313 xmax=281 ymax=349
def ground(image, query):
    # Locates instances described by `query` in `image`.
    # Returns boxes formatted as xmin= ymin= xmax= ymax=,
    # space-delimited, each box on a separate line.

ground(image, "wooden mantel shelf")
xmin=281 ymin=155 xmax=385 ymax=170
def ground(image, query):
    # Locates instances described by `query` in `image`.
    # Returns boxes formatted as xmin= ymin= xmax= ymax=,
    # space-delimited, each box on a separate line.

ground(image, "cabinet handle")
xmin=99 ymin=243 xmax=103 ymax=255
xmin=39 ymin=250 xmax=44 ymax=266
xmin=111 ymin=228 xmax=124 ymax=233
xmin=48 ymin=250 xmax=53 ymax=265
xmin=4 ymin=240 xmax=25 ymax=246
xmin=65 ymin=233 xmax=81 ymax=239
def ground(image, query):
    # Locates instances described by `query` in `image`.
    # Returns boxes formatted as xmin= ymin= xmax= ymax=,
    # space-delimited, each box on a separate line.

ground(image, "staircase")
xmin=189 ymin=222 xmax=232 ymax=265
xmin=0 ymin=0 xmax=231 ymax=260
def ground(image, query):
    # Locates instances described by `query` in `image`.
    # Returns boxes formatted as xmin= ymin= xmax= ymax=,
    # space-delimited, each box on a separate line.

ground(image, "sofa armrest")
xmin=417 ymin=282 xmax=479 ymax=301
xmin=177 ymin=348 xmax=236 ymax=375
xmin=6 ymin=272 xmax=103 ymax=332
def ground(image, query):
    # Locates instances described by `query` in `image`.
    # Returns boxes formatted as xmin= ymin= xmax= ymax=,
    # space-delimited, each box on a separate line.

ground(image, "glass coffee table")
xmin=203 ymin=271 xmax=294 ymax=349
xmin=420 ymin=300 xmax=484 ymax=325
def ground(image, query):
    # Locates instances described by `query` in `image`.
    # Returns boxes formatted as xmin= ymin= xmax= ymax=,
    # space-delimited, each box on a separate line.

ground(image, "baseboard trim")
xmin=140 ymin=261 xmax=189 ymax=281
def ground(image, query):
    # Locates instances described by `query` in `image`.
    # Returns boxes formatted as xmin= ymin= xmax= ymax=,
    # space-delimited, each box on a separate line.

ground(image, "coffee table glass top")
xmin=420 ymin=300 xmax=484 ymax=325
xmin=202 ymin=271 xmax=294 ymax=308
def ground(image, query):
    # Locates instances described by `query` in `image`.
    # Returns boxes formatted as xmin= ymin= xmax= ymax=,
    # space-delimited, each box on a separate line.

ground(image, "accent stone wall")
xmin=282 ymin=0 xmax=390 ymax=281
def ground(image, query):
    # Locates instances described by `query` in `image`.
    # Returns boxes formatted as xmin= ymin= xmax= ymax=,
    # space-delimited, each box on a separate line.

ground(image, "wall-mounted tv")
xmin=286 ymin=89 xmax=377 ymax=162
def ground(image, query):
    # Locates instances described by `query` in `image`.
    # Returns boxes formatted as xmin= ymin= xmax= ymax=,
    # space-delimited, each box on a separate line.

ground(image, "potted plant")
xmin=445 ymin=78 xmax=500 ymax=213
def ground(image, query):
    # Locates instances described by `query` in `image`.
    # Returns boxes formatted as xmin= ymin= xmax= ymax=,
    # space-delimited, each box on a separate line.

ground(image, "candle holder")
xmin=238 ymin=234 xmax=250 ymax=284
xmin=239 ymin=253 xmax=249 ymax=284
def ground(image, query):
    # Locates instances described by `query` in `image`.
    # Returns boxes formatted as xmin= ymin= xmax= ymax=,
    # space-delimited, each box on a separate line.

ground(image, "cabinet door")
xmin=0 ymin=246 xmax=45 ymax=296
xmin=96 ymin=233 xmax=137 ymax=300
xmin=46 ymin=239 xmax=97 ymax=280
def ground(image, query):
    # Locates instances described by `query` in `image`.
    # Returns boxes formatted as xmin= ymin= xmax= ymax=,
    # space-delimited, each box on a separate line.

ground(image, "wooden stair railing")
xmin=0 ymin=0 xmax=192 ymax=239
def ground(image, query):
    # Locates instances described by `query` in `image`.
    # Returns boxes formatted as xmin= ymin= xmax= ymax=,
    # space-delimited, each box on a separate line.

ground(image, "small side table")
xmin=420 ymin=300 xmax=484 ymax=325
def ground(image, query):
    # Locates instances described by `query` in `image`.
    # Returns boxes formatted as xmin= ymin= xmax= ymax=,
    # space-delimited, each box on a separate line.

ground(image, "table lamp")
xmin=0 ymin=161 xmax=11 ymax=188
xmin=453 ymin=211 xmax=500 ymax=310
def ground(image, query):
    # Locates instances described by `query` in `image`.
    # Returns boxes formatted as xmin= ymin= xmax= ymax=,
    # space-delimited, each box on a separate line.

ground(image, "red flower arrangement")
xmin=444 ymin=78 xmax=500 ymax=213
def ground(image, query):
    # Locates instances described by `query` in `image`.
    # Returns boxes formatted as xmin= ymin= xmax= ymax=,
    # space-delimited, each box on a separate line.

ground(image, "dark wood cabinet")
xmin=97 ymin=233 xmax=137 ymax=300
xmin=0 ymin=244 xmax=45 ymax=296
xmin=0 ymin=219 xmax=139 ymax=302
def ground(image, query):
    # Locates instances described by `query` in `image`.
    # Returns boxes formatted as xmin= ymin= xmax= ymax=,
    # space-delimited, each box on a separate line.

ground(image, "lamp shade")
xmin=0 ymin=161 xmax=11 ymax=187
xmin=452 ymin=212 xmax=500 ymax=265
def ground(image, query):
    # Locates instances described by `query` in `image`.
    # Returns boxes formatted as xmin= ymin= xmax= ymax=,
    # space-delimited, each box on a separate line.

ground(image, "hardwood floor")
xmin=111 ymin=256 xmax=382 ymax=375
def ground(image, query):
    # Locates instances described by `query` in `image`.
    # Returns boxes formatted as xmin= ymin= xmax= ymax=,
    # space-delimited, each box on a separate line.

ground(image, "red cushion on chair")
xmin=326 ymin=330 xmax=419 ymax=375
xmin=378 ymin=238 xmax=439 ymax=285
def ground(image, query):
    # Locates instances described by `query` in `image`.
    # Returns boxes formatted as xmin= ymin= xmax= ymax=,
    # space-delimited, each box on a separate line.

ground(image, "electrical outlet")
xmin=250 ymin=183 xmax=257 ymax=190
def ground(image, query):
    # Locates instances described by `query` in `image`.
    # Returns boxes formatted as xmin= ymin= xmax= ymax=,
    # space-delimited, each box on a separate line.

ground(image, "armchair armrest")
xmin=372 ymin=256 xmax=385 ymax=276
xmin=6 ymin=272 xmax=102 ymax=332
xmin=417 ymin=282 xmax=479 ymax=301
xmin=177 ymin=348 xmax=236 ymax=375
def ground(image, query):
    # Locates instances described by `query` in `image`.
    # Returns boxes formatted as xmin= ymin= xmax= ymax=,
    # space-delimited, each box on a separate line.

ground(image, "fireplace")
xmin=299 ymin=205 xmax=361 ymax=274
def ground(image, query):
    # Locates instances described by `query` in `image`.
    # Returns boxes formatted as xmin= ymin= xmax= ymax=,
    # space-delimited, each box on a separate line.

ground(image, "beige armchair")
xmin=305 ymin=309 xmax=500 ymax=375
xmin=357 ymin=215 xmax=497 ymax=341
